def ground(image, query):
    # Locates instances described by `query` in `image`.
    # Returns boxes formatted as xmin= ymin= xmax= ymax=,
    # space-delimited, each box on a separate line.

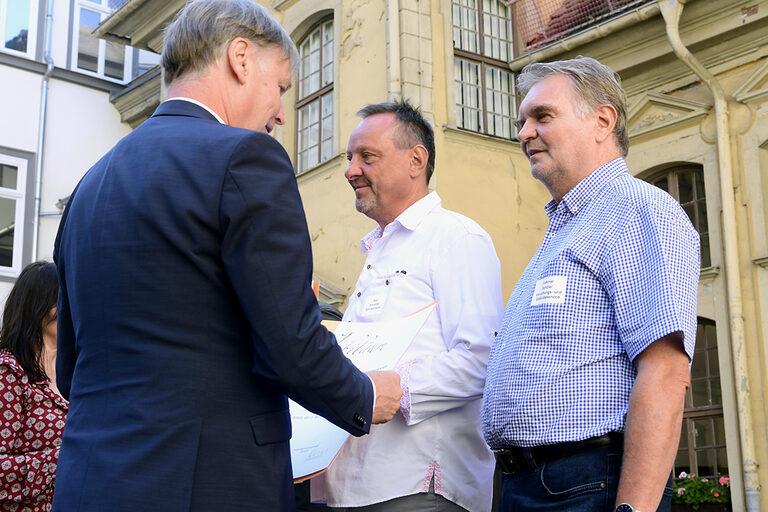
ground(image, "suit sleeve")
xmin=218 ymin=132 xmax=373 ymax=436
xmin=53 ymin=195 xmax=77 ymax=401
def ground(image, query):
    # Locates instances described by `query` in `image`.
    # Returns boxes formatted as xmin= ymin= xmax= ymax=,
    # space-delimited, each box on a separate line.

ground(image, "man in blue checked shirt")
xmin=481 ymin=56 xmax=700 ymax=512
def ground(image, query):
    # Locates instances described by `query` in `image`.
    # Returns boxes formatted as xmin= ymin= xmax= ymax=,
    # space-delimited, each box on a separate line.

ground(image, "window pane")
xmin=297 ymin=99 xmax=322 ymax=173
xmin=78 ymin=8 xmax=101 ymax=73
xmin=137 ymin=49 xmax=161 ymax=76
xmin=691 ymin=380 xmax=709 ymax=407
xmin=454 ymin=57 xmax=483 ymax=133
xmin=481 ymin=0 xmax=513 ymax=60
xmin=452 ymin=0 xmax=478 ymax=52
xmin=5 ymin=0 xmax=31 ymax=52
xmin=682 ymin=203 xmax=695 ymax=227
xmin=299 ymin=25 xmax=322 ymax=98
xmin=696 ymin=448 xmax=715 ymax=478
xmin=697 ymin=201 xmax=708 ymax=234
xmin=710 ymin=377 xmax=722 ymax=406
xmin=108 ymin=0 xmax=129 ymax=10
xmin=104 ymin=40 xmax=125 ymax=80
xmin=322 ymin=21 xmax=333 ymax=87
xmin=678 ymin=171 xmax=694 ymax=204
xmin=709 ymin=345 xmax=719 ymax=371
xmin=0 ymin=164 xmax=18 ymax=190
xmin=321 ymin=139 xmax=332 ymax=162
xmin=691 ymin=352 xmax=706 ymax=378
xmin=653 ymin=177 xmax=668 ymax=193
xmin=695 ymin=170 xmax=706 ymax=198
xmin=0 ymin=197 xmax=16 ymax=267
xmin=694 ymin=418 xmax=714 ymax=447
xmin=716 ymin=447 xmax=728 ymax=475
xmin=484 ymin=65 xmax=514 ymax=139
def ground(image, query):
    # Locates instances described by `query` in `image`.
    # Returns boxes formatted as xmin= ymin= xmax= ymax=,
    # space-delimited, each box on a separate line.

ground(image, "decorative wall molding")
xmin=627 ymin=91 xmax=709 ymax=139
xmin=734 ymin=58 xmax=768 ymax=103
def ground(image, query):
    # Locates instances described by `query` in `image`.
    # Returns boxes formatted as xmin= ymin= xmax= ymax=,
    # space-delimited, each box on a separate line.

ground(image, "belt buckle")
xmin=494 ymin=449 xmax=521 ymax=476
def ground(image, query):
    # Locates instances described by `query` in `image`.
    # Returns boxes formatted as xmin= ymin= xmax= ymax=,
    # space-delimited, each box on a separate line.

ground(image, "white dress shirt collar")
xmin=163 ymin=97 xmax=226 ymax=125
xmin=361 ymin=191 xmax=441 ymax=253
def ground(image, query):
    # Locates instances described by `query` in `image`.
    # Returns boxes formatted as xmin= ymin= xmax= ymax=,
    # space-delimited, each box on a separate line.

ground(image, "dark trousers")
xmin=498 ymin=444 xmax=673 ymax=511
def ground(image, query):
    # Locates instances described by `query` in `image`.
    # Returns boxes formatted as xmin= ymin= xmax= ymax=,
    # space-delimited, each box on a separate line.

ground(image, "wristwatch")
xmin=615 ymin=504 xmax=640 ymax=512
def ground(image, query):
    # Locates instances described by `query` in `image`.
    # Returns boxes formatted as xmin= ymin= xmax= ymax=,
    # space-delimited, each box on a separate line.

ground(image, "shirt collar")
xmin=360 ymin=191 xmax=441 ymax=253
xmin=164 ymin=97 xmax=226 ymax=125
xmin=544 ymin=158 xmax=628 ymax=218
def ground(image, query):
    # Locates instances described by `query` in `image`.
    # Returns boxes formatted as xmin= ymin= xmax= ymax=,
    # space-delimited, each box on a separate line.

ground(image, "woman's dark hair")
xmin=0 ymin=261 xmax=59 ymax=382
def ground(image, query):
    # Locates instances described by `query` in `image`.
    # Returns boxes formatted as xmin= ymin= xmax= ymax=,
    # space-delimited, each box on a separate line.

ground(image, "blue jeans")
xmin=498 ymin=445 xmax=673 ymax=511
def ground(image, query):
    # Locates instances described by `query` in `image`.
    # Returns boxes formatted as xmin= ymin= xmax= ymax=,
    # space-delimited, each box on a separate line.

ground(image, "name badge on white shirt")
xmin=361 ymin=293 xmax=388 ymax=316
xmin=531 ymin=276 xmax=567 ymax=306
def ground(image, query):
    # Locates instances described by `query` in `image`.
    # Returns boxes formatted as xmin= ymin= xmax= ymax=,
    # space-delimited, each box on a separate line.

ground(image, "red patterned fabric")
xmin=0 ymin=351 xmax=67 ymax=512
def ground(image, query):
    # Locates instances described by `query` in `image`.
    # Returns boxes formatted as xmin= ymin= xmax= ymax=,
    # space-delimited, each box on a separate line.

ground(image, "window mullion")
xmin=476 ymin=0 xmax=484 ymax=57
xmin=479 ymin=62 xmax=488 ymax=135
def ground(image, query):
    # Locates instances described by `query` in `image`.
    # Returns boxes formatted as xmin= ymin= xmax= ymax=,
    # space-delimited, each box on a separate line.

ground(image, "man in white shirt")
xmin=324 ymin=100 xmax=504 ymax=512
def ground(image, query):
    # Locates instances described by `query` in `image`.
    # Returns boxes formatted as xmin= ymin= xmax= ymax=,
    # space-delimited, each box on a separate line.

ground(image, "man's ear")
xmin=227 ymin=37 xmax=250 ymax=85
xmin=594 ymin=104 xmax=618 ymax=144
xmin=409 ymin=145 xmax=429 ymax=180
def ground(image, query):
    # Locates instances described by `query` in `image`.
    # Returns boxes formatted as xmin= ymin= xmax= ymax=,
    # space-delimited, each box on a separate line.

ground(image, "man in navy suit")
xmin=52 ymin=1 xmax=401 ymax=510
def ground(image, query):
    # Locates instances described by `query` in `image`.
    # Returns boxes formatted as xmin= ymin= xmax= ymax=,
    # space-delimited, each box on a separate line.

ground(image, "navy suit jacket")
xmin=52 ymin=101 xmax=373 ymax=511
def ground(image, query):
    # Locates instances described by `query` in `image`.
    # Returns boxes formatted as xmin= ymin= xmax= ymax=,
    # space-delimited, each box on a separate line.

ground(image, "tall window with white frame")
xmin=72 ymin=0 xmax=132 ymax=82
xmin=296 ymin=18 xmax=334 ymax=175
xmin=0 ymin=154 xmax=27 ymax=277
xmin=452 ymin=0 xmax=515 ymax=139
xmin=0 ymin=0 xmax=38 ymax=59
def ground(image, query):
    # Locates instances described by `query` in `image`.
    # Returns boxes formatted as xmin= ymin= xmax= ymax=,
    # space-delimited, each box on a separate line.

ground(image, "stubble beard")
xmin=355 ymin=194 xmax=377 ymax=216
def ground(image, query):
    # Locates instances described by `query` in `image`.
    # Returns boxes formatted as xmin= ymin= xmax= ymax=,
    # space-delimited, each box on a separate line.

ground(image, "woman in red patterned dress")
xmin=0 ymin=262 xmax=67 ymax=512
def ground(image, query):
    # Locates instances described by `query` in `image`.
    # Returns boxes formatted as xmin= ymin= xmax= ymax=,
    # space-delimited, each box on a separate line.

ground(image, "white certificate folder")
xmin=290 ymin=302 xmax=437 ymax=482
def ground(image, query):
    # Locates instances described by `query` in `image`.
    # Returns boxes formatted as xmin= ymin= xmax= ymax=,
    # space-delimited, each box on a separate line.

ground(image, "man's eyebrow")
xmin=515 ymin=104 xmax=557 ymax=126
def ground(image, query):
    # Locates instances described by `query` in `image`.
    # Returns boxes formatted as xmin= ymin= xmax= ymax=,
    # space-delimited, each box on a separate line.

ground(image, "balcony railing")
xmin=510 ymin=0 xmax=653 ymax=53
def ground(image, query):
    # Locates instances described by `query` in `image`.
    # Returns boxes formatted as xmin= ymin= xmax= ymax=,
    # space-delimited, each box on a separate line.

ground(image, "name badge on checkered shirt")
xmin=531 ymin=276 xmax=567 ymax=306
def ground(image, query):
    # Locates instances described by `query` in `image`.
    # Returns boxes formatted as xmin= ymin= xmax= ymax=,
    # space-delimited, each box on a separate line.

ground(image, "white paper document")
xmin=290 ymin=302 xmax=436 ymax=482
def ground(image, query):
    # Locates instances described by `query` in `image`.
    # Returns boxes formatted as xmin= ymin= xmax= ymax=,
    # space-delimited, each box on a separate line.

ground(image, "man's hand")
xmin=367 ymin=371 xmax=403 ymax=424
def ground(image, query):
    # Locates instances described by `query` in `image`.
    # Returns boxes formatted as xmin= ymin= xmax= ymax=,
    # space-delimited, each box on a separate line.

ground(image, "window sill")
xmin=296 ymin=153 xmax=346 ymax=182
xmin=442 ymin=125 xmax=519 ymax=151
xmin=699 ymin=266 xmax=720 ymax=282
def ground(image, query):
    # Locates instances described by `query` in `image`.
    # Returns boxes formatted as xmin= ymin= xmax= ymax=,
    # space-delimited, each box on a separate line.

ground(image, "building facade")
xmin=0 ymin=0 xmax=161 ymax=300
xmin=57 ymin=0 xmax=768 ymax=508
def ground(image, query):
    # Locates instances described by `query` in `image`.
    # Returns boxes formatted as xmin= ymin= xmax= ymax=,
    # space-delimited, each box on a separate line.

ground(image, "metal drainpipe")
xmin=33 ymin=0 xmax=55 ymax=262
xmin=387 ymin=0 xmax=402 ymax=99
xmin=659 ymin=1 xmax=761 ymax=510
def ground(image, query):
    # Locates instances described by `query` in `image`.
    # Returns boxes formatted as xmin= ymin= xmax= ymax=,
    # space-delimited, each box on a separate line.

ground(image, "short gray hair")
xmin=517 ymin=56 xmax=629 ymax=157
xmin=162 ymin=0 xmax=298 ymax=87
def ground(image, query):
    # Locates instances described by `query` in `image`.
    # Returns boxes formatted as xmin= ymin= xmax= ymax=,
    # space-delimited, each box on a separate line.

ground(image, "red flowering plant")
xmin=672 ymin=472 xmax=731 ymax=509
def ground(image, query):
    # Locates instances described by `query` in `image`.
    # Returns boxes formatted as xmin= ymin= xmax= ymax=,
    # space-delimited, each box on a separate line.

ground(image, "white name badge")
xmin=531 ymin=276 xmax=567 ymax=306
xmin=361 ymin=293 xmax=387 ymax=316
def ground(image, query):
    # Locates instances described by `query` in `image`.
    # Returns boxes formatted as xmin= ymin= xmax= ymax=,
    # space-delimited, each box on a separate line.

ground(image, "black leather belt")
xmin=494 ymin=432 xmax=624 ymax=476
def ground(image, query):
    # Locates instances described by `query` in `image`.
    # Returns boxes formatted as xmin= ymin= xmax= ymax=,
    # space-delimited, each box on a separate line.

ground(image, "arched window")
xmin=296 ymin=18 xmax=334 ymax=174
xmin=452 ymin=0 xmax=515 ymax=139
xmin=674 ymin=318 xmax=728 ymax=479
xmin=648 ymin=165 xmax=711 ymax=268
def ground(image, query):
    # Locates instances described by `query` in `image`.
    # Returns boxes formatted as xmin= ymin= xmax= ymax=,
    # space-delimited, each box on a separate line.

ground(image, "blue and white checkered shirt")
xmin=482 ymin=158 xmax=700 ymax=449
